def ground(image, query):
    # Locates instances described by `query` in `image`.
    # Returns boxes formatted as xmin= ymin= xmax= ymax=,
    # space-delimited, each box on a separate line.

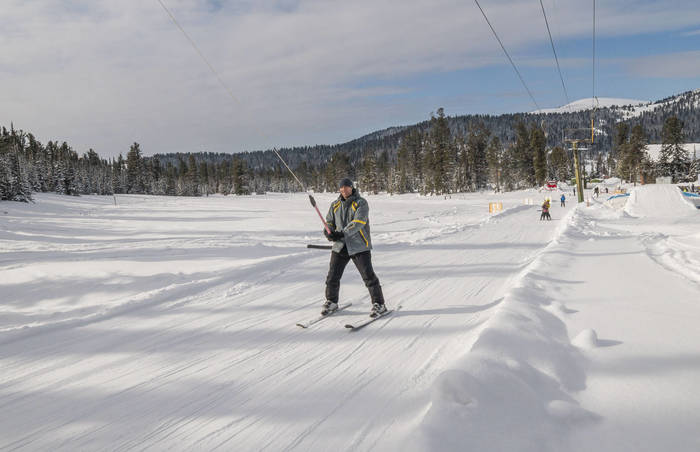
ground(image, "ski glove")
xmin=324 ymin=229 xmax=344 ymax=241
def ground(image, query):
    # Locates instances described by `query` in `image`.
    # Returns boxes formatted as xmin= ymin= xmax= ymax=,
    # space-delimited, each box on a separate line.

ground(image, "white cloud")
xmin=2 ymin=0 xmax=700 ymax=157
xmin=626 ymin=51 xmax=700 ymax=78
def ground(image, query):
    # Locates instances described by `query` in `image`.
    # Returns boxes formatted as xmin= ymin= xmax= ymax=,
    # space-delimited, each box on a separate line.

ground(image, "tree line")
xmin=1 ymin=105 xmax=697 ymax=202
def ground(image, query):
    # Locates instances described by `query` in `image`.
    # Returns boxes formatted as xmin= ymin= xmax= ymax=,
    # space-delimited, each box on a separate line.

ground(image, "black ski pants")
xmin=325 ymin=247 xmax=385 ymax=305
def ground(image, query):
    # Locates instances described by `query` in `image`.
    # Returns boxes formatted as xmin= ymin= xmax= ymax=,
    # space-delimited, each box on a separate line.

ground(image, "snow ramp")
xmin=623 ymin=185 xmax=697 ymax=218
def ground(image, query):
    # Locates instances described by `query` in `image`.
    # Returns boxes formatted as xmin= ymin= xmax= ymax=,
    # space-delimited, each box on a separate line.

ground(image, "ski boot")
xmin=321 ymin=301 xmax=338 ymax=316
xmin=370 ymin=302 xmax=387 ymax=318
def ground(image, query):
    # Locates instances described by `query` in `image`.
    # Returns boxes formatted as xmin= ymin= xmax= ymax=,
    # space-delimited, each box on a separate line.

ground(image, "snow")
xmin=1 ymin=186 xmax=699 ymax=451
xmin=624 ymin=184 xmax=698 ymax=218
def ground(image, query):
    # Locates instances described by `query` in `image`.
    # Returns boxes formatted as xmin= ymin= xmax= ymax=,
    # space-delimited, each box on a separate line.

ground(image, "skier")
xmin=540 ymin=199 xmax=551 ymax=220
xmin=321 ymin=178 xmax=387 ymax=318
xmin=560 ymin=193 xmax=566 ymax=207
xmin=594 ymin=186 xmax=599 ymax=198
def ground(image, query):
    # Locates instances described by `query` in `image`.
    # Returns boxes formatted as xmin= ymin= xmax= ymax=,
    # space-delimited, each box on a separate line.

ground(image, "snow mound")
xmin=623 ymin=185 xmax=697 ymax=218
xmin=572 ymin=329 xmax=599 ymax=349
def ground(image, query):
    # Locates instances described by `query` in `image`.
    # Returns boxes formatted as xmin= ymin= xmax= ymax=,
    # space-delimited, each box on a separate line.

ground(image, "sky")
xmin=1 ymin=0 xmax=700 ymax=159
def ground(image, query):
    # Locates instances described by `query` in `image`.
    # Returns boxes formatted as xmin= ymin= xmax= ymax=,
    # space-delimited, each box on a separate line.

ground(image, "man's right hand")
xmin=324 ymin=228 xmax=332 ymax=241
xmin=324 ymin=229 xmax=344 ymax=241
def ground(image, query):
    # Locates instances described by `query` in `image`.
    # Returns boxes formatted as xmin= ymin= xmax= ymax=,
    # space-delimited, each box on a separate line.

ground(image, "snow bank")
xmin=410 ymin=206 xmax=597 ymax=452
xmin=624 ymin=185 xmax=697 ymax=218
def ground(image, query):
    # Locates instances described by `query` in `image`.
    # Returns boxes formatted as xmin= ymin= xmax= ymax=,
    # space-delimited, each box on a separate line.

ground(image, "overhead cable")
xmin=473 ymin=0 xmax=541 ymax=112
xmin=539 ymin=0 xmax=570 ymax=107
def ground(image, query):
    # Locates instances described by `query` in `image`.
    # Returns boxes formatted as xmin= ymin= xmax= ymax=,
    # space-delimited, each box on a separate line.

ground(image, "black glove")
xmin=324 ymin=229 xmax=344 ymax=241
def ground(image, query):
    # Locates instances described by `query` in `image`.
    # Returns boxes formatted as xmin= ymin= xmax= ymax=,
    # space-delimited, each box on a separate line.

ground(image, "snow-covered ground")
xmin=1 ymin=186 xmax=699 ymax=451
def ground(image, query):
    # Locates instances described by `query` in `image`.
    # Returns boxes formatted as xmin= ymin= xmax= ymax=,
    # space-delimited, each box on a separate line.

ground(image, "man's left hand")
xmin=329 ymin=231 xmax=344 ymax=241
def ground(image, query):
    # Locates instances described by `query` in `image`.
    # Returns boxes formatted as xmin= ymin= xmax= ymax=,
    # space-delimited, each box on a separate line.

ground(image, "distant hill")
xmin=153 ymin=89 xmax=700 ymax=171
xmin=533 ymin=97 xmax=648 ymax=114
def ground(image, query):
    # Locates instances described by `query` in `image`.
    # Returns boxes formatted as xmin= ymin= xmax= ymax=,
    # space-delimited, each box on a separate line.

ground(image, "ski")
xmin=296 ymin=303 xmax=352 ymax=328
xmin=344 ymin=306 xmax=398 ymax=331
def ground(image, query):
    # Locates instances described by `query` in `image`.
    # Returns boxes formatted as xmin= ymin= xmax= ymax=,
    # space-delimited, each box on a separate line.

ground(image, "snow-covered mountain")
xmin=533 ymin=97 xmax=648 ymax=114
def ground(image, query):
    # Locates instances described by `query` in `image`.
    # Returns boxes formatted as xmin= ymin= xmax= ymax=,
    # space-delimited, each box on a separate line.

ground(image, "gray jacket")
xmin=326 ymin=189 xmax=373 ymax=255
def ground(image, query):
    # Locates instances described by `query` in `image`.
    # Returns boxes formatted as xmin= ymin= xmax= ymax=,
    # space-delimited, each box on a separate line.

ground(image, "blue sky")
xmin=1 ymin=0 xmax=699 ymax=158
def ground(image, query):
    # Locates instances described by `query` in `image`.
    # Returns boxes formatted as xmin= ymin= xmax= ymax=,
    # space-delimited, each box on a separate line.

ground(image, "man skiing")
xmin=321 ymin=178 xmax=387 ymax=318
xmin=560 ymin=193 xmax=566 ymax=207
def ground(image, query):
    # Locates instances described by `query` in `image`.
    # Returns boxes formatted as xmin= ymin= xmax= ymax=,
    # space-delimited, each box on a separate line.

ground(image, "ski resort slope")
xmin=1 ymin=186 xmax=699 ymax=451
xmin=0 ymin=191 xmax=563 ymax=451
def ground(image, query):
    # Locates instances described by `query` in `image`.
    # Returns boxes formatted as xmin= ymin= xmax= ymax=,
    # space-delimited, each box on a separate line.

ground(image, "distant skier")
xmin=560 ymin=193 xmax=566 ymax=207
xmin=540 ymin=199 xmax=551 ymax=220
xmin=594 ymin=186 xmax=599 ymax=198
xmin=321 ymin=178 xmax=387 ymax=318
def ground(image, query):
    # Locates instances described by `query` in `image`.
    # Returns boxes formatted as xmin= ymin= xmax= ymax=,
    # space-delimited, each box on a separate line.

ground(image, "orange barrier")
xmin=489 ymin=202 xmax=503 ymax=213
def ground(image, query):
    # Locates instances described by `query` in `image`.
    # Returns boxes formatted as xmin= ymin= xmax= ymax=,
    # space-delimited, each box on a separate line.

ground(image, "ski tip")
xmin=344 ymin=324 xmax=355 ymax=329
xmin=296 ymin=323 xmax=308 ymax=329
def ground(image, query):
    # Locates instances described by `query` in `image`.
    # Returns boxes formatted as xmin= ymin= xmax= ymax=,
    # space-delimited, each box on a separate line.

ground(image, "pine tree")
xmin=594 ymin=153 xmax=604 ymax=178
xmin=500 ymin=144 xmax=516 ymax=191
xmin=619 ymin=124 xmax=648 ymax=185
xmin=421 ymin=139 xmax=435 ymax=195
xmin=688 ymin=148 xmax=699 ymax=183
xmin=126 ymin=142 xmax=144 ymax=194
xmin=111 ymin=155 xmax=124 ymax=194
xmin=429 ymin=108 xmax=452 ymax=194
xmin=455 ymin=133 xmax=470 ymax=191
xmin=360 ymin=151 xmax=378 ymax=194
xmin=407 ymin=129 xmax=423 ymax=191
xmin=513 ymin=121 xmax=534 ymax=187
xmin=324 ymin=152 xmax=351 ymax=192
xmin=486 ymin=136 xmax=502 ymax=191
xmin=396 ymin=138 xmax=411 ymax=193
xmin=660 ymin=116 xmax=688 ymax=182
xmin=0 ymin=153 xmax=9 ymax=200
xmin=466 ymin=122 xmax=490 ymax=191
xmin=186 ymin=154 xmax=198 ymax=196
xmin=231 ymin=157 xmax=246 ymax=195
xmin=199 ymin=161 xmax=209 ymax=195
xmin=531 ymin=125 xmax=547 ymax=187
xmin=549 ymin=146 xmax=569 ymax=182
xmin=377 ymin=150 xmax=390 ymax=192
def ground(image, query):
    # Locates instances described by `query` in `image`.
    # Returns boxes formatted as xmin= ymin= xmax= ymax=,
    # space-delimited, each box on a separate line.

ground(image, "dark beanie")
xmin=339 ymin=178 xmax=353 ymax=188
